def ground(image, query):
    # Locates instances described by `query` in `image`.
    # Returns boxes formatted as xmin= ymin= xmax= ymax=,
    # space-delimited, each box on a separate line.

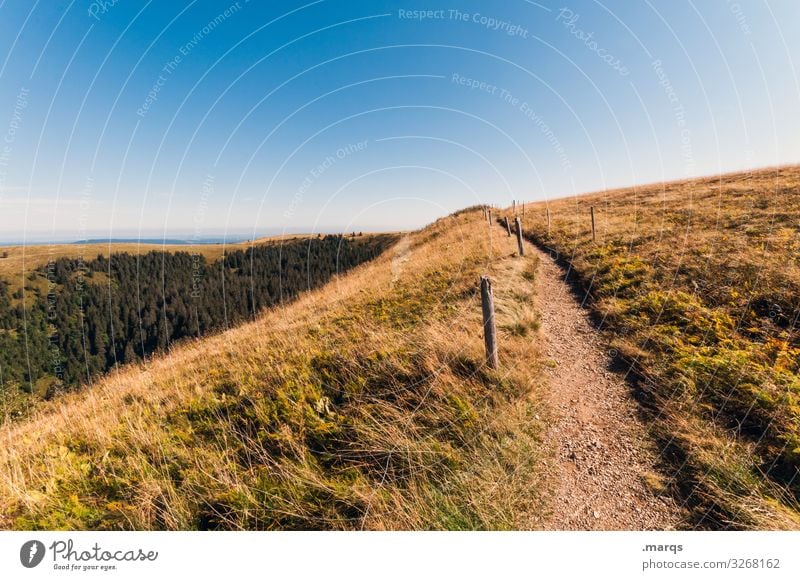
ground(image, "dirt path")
xmin=531 ymin=244 xmax=684 ymax=530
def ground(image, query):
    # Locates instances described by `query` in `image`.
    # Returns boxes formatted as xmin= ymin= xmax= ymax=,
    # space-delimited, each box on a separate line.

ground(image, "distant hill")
xmin=73 ymin=238 xmax=232 ymax=245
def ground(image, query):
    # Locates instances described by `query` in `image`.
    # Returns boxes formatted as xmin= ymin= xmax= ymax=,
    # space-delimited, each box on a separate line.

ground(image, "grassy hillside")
xmin=0 ymin=234 xmax=397 ymax=412
xmin=0 ymin=210 xmax=547 ymax=530
xmin=519 ymin=166 xmax=800 ymax=528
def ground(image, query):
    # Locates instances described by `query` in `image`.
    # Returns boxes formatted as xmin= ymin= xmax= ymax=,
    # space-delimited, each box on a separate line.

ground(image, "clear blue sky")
xmin=0 ymin=0 xmax=798 ymax=241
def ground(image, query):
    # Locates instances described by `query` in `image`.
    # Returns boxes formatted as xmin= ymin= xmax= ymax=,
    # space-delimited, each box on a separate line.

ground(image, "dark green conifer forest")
xmin=0 ymin=234 xmax=397 ymax=407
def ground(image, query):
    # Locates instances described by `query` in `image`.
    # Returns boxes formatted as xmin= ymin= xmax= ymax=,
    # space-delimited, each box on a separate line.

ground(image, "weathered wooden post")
xmin=480 ymin=276 xmax=498 ymax=369
xmin=522 ymin=203 xmax=525 ymax=219
xmin=488 ymin=209 xmax=492 ymax=224
xmin=504 ymin=216 xmax=511 ymax=236
xmin=515 ymin=216 xmax=524 ymax=256
xmin=590 ymin=206 xmax=596 ymax=242
xmin=546 ymin=207 xmax=551 ymax=235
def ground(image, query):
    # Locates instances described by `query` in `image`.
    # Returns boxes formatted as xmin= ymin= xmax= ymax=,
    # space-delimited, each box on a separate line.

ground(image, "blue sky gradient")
xmin=0 ymin=0 xmax=798 ymax=241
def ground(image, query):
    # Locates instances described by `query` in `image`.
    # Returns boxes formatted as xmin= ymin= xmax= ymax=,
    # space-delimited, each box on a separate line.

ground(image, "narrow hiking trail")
xmin=529 ymin=242 xmax=685 ymax=530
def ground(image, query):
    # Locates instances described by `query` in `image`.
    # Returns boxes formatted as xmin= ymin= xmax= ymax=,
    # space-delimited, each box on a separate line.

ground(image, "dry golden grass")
xmin=520 ymin=165 xmax=800 ymax=529
xmin=0 ymin=209 xmax=547 ymax=530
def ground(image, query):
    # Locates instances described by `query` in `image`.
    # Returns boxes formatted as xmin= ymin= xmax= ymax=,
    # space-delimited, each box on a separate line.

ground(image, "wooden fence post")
xmin=480 ymin=276 xmax=498 ymax=369
xmin=590 ymin=206 xmax=596 ymax=242
xmin=546 ymin=207 xmax=551 ymax=235
xmin=522 ymin=203 xmax=525 ymax=219
xmin=515 ymin=216 xmax=524 ymax=256
xmin=504 ymin=216 xmax=511 ymax=236
xmin=488 ymin=209 xmax=492 ymax=224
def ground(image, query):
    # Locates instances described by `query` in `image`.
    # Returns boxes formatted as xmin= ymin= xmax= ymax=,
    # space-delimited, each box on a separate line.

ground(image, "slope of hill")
xmin=519 ymin=166 xmax=800 ymax=529
xmin=0 ymin=234 xmax=396 ymax=410
xmin=0 ymin=210 xmax=550 ymax=530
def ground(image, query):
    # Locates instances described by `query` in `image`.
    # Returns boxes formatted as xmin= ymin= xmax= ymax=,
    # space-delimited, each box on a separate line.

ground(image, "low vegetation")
xmin=520 ymin=166 xmax=800 ymax=529
xmin=0 ymin=210 xmax=547 ymax=530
